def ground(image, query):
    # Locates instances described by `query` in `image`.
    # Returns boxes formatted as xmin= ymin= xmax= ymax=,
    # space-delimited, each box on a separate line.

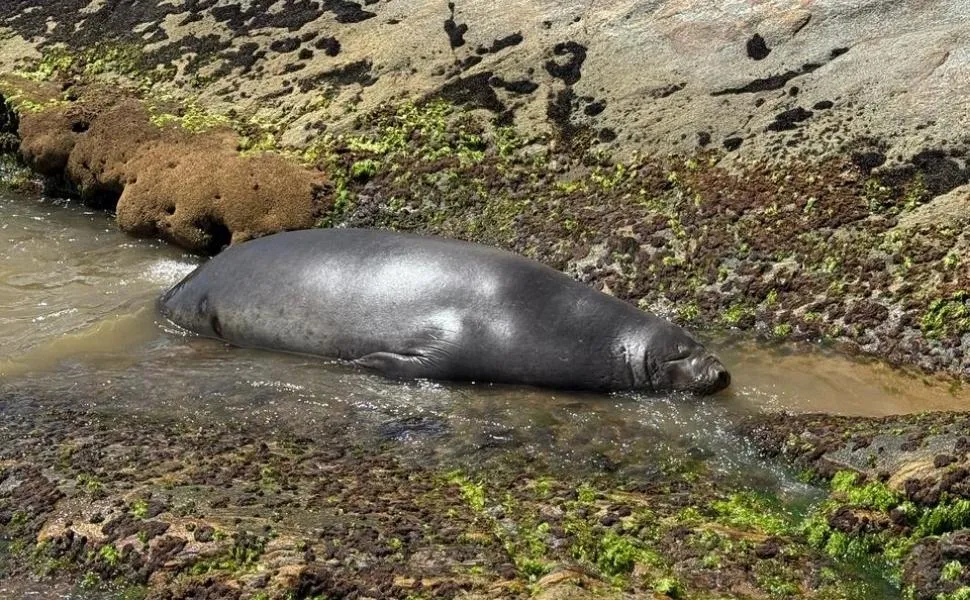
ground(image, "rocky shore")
xmin=4 ymin=378 xmax=970 ymax=598
xmin=740 ymin=411 xmax=970 ymax=600
xmin=0 ymin=384 xmax=904 ymax=600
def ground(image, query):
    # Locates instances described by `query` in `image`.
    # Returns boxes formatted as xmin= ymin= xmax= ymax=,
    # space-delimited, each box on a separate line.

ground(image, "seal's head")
xmin=157 ymin=266 xmax=224 ymax=339
xmin=647 ymin=328 xmax=731 ymax=395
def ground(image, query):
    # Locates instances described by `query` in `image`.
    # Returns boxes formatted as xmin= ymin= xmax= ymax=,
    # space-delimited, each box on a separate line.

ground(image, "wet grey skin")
xmin=158 ymin=228 xmax=731 ymax=395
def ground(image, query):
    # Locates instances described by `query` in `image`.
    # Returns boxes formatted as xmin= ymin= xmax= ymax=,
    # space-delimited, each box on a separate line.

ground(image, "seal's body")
xmin=159 ymin=228 xmax=730 ymax=394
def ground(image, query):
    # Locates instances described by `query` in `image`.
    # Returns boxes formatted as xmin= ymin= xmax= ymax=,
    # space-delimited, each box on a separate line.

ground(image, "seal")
xmin=158 ymin=228 xmax=731 ymax=394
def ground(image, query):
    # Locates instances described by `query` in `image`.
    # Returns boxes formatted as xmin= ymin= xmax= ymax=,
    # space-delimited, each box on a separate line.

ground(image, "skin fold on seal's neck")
xmin=614 ymin=332 xmax=652 ymax=391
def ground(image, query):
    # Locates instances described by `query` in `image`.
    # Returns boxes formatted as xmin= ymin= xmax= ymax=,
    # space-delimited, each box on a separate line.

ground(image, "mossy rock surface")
xmin=0 ymin=387 xmax=889 ymax=600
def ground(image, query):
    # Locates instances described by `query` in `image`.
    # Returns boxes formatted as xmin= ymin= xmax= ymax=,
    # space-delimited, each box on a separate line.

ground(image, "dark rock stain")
xmin=487 ymin=32 xmax=523 ymax=53
xmin=546 ymin=88 xmax=581 ymax=139
xmin=144 ymin=33 xmax=225 ymax=77
xmin=766 ymin=107 xmax=813 ymax=132
xmin=723 ymin=137 xmax=743 ymax=151
xmin=883 ymin=150 xmax=969 ymax=196
xmin=598 ymin=127 xmax=616 ymax=143
xmin=328 ymin=60 xmax=377 ymax=86
xmin=714 ymin=47 xmax=850 ymax=96
xmin=270 ymin=37 xmax=301 ymax=53
xmin=211 ymin=4 xmax=246 ymax=29
xmin=650 ymin=82 xmax=686 ymax=99
xmin=142 ymin=27 xmax=169 ymax=44
xmin=456 ymin=55 xmax=483 ymax=71
xmin=213 ymin=42 xmax=264 ymax=77
xmin=297 ymin=60 xmax=376 ymax=93
xmin=544 ymin=41 xmax=587 ymax=86
xmin=746 ymin=34 xmax=770 ymax=60
xmin=436 ymin=72 xmax=506 ymax=113
xmin=315 ymin=36 xmax=341 ymax=56
xmin=180 ymin=12 xmax=205 ymax=26
xmin=542 ymin=42 xmax=595 ymax=140
xmin=474 ymin=33 xmax=524 ymax=60
xmin=911 ymin=150 xmax=968 ymax=195
xmin=322 ymin=0 xmax=376 ymax=24
xmin=713 ymin=63 xmax=823 ymax=95
xmin=852 ymin=151 xmax=886 ymax=173
xmin=583 ymin=100 xmax=605 ymax=116
xmin=251 ymin=0 xmax=327 ymax=30
xmin=489 ymin=75 xmax=538 ymax=94
xmin=444 ymin=2 xmax=468 ymax=49
xmin=792 ymin=13 xmax=812 ymax=35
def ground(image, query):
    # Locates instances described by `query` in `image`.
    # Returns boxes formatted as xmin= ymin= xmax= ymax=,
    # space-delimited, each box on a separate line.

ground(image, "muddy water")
xmin=1 ymin=190 xmax=968 ymax=486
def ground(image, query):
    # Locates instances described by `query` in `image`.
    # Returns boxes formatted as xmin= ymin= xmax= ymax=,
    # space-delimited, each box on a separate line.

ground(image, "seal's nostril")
xmin=715 ymin=368 xmax=731 ymax=388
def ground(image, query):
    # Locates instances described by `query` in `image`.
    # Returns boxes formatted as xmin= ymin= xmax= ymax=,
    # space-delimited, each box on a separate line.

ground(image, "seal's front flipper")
xmin=353 ymin=351 xmax=442 ymax=380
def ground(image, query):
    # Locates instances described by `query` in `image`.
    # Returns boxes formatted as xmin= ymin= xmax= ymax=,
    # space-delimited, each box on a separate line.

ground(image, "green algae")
xmin=148 ymin=101 xmax=231 ymax=133
xmin=721 ymin=303 xmax=754 ymax=327
xmin=445 ymin=469 xmax=486 ymax=513
xmin=913 ymin=497 xmax=970 ymax=536
xmin=936 ymin=587 xmax=970 ymax=600
xmin=129 ymin=498 xmax=149 ymax=520
xmin=350 ymin=157 xmax=379 ymax=180
xmin=942 ymin=561 xmax=965 ymax=582
xmin=711 ymin=492 xmax=792 ymax=535
xmin=433 ymin=466 xmax=877 ymax=597
xmin=651 ymin=576 xmax=683 ymax=597
xmin=830 ymin=471 xmax=901 ymax=512
xmin=15 ymin=43 xmax=174 ymax=91
xmin=798 ymin=470 xmax=970 ymax=590
xmin=189 ymin=531 xmax=268 ymax=576
xmin=921 ymin=292 xmax=970 ymax=340
xmin=772 ymin=323 xmax=794 ymax=337
xmin=96 ymin=544 xmax=120 ymax=567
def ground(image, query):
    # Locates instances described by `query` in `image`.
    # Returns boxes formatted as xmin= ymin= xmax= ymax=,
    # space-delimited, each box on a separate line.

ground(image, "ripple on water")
xmin=142 ymin=258 xmax=199 ymax=287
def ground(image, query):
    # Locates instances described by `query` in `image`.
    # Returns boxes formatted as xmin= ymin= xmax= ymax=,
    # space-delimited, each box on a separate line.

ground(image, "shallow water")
xmin=0 ymin=190 xmax=967 ymax=490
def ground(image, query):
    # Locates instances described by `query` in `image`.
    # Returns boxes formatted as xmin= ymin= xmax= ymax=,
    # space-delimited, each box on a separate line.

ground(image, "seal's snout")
xmin=706 ymin=359 xmax=731 ymax=393
xmin=657 ymin=350 xmax=732 ymax=395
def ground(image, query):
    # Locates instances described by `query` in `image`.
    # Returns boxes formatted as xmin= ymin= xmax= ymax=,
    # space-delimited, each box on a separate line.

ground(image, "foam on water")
xmin=142 ymin=257 xmax=199 ymax=287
